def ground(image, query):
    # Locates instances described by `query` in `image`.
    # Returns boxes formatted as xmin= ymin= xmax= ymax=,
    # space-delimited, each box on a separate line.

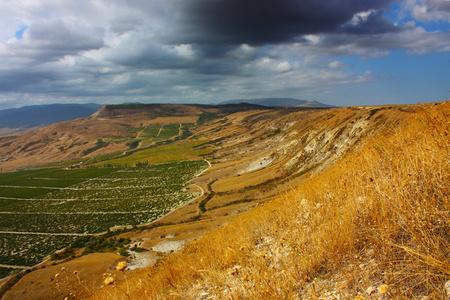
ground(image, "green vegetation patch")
xmin=126 ymin=139 xmax=141 ymax=149
xmin=0 ymin=160 xmax=209 ymax=272
xmin=158 ymin=124 xmax=180 ymax=138
xmin=141 ymin=126 xmax=161 ymax=137
xmin=139 ymin=124 xmax=180 ymax=142
xmin=0 ymin=267 xmax=20 ymax=279
xmin=0 ymin=187 xmax=57 ymax=199
xmin=0 ymin=233 xmax=78 ymax=266
xmin=268 ymin=128 xmax=282 ymax=137
xmin=91 ymin=151 xmax=124 ymax=163
xmin=82 ymin=139 xmax=108 ymax=156
xmin=92 ymin=141 xmax=211 ymax=167
xmin=197 ymin=112 xmax=223 ymax=125
xmin=0 ymin=168 xmax=118 ymax=187
xmin=57 ymin=236 xmax=132 ymax=257
xmin=121 ymin=126 xmax=145 ymax=134
xmin=0 ymin=212 xmax=163 ymax=234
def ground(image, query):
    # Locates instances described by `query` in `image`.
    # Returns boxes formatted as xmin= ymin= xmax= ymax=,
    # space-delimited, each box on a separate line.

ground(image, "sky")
xmin=0 ymin=0 xmax=449 ymax=110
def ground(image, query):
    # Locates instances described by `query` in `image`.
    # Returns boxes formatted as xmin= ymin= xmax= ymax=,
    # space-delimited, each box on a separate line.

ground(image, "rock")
xmin=365 ymin=286 xmax=375 ymax=295
xmin=445 ymin=280 xmax=450 ymax=296
xmin=228 ymin=265 xmax=242 ymax=276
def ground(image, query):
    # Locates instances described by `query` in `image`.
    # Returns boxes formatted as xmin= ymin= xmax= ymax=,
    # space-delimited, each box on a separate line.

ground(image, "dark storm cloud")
xmin=173 ymin=0 xmax=394 ymax=46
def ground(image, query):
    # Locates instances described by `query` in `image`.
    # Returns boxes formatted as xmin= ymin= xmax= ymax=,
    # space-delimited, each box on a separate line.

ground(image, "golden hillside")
xmin=0 ymin=102 xmax=448 ymax=299
xmin=90 ymin=101 xmax=449 ymax=299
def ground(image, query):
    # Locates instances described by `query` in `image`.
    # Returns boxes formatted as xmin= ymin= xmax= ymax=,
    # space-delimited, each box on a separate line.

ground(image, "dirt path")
xmin=136 ymin=127 xmax=146 ymax=139
xmin=156 ymin=125 xmax=164 ymax=137
xmin=0 ymin=210 xmax=164 ymax=215
xmin=0 ymin=264 xmax=30 ymax=270
xmin=190 ymin=184 xmax=205 ymax=198
xmin=0 ymin=185 xmax=181 ymax=190
xmin=0 ymin=231 xmax=90 ymax=236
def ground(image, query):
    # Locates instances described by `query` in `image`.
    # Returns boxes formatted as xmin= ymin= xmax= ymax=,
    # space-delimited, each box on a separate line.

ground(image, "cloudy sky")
xmin=0 ymin=0 xmax=449 ymax=109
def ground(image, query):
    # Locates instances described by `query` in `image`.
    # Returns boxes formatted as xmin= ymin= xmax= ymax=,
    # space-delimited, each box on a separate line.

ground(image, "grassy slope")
xmin=93 ymin=102 xmax=449 ymax=299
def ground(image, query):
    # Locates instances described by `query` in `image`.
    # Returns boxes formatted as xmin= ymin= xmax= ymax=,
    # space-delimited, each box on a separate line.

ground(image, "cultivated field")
xmin=0 ymin=160 xmax=208 ymax=274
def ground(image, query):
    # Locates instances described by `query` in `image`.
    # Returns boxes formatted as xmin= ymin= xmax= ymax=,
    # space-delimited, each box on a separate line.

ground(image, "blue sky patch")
xmin=15 ymin=25 xmax=28 ymax=39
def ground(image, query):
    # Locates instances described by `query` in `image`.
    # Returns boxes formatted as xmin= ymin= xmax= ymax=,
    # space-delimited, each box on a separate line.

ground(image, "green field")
xmin=0 ymin=160 xmax=208 ymax=274
xmin=91 ymin=140 xmax=211 ymax=167
xmin=140 ymin=124 xmax=180 ymax=141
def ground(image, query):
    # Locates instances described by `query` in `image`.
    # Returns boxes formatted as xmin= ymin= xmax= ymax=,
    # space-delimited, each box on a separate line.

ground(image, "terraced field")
xmin=0 ymin=160 xmax=208 ymax=273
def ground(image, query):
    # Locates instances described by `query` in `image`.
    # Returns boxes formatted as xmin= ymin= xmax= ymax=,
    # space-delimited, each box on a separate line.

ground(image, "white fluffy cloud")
xmin=244 ymin=57 xmax=292 ymax=74
xmin=402 ymin=0 xmax=450 ymax=22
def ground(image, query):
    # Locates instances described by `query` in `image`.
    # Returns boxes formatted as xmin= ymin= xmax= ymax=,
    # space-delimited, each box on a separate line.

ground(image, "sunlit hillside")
xmin=92 ymin=102 xmax=449 ymax=299
xmin=1 ymin=102 xmax=448 ymax=299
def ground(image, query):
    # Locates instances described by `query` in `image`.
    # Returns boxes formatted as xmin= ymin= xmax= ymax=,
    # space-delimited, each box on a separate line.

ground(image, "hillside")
xmin=90 ymin=101 xmax=449 ymax=299
xmin=0 ymin=103 xmax=101 ymax=131
xmin=0 ymin=102 xmax=448 ymax=299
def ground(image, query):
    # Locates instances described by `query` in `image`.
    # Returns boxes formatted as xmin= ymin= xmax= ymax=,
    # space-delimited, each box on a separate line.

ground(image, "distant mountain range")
xmin=220 ymin=98 xmax=334 ymax=108
xmin=0 ymin=103 xmax=102 ymax=129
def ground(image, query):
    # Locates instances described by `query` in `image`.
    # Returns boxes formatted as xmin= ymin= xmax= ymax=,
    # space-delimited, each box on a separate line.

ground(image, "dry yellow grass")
xmin=92 ymin=102 xmax=449 ymax=299
xmin=3 ymin=253 xmax=124 ymax=300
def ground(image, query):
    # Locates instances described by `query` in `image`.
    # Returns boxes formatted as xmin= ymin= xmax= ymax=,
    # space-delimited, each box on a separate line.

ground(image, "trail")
xmin=0 ymin=264 xmax=30 ymax=270
xmin=0 ymin=185 xmax=70 ymax=190
xmin=0 ymin=184 xmax=181 ymax=190
xmin=135 ymin=126 xmax=148 ymax=149
xmin=0 ymin=231 xmax=90 ymax=236
xmin=136 ymin=127 xmax=146 ymax=139
xmin=0 ymin=209 xmax=165 ymax=215
xmin=190 ymin=184 xmax=204 ymax=198
xmin=156 ymin=125 xmax=164 ymax=137
xmin=0 ymin=192 xmax=180 ymax=201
